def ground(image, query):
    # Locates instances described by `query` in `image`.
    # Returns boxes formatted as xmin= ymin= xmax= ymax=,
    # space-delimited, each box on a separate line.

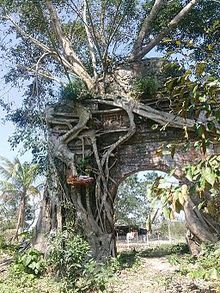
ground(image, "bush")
xmin=48 ymin=231 xmax=110 ymax=292
xmin=173 ymin=243 xmax=220 ymax=281
xmin=59 ymin=79 xmax=91 ymax=101
xmin=132 ymin=76 xmax=159 ymax=99
xmin=11 ymin=248 xmax=45 ymax=276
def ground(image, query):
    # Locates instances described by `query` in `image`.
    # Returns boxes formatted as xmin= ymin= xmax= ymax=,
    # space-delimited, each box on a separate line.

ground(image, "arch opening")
xmin=114 ymin=170 xmax=186 ymax=252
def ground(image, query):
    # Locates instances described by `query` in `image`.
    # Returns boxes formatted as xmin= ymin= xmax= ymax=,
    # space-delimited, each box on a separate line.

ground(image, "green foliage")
xmin=151 ymin=155 xmax=220 ymax=222
xmin=59 ymin=79 xmax=92 ymax=102
xmin=48 ymin=231 xmax=90 ymax=277
xmin=162 ymin=62 xmax=185 ymax=79
xmin=0 ymin=273 xmax=62 ymax=293
xmin=0 ymin=272 xmax=37 ymax=293
xmin=171 ymin=243 xmax=220 ymax=281
xmin=0 ymin=156 xmax=41 ymax=235
xmin=162 ymin=70 xmax=220 ymax=151
xmin=185 ymin=155 xmax=220 ymax=190
xmin=156 ymin=1 xmax=220 ymax=76
xmin=150 ymin=61 xmax=220 ymax=228
xmin=48 ymin=231 xmax=110 ymax=292
xmin=139 ymin=243 xmax=189 ymax=258
xmin=115 ymin=173 xmax=157 ymax=226
xmin=11 ymin=248 xmax=45 ymax=276
xmin=132 ymin=76 xmax=159 ymax=99
xmin=0 ymin=234 xmax=7 ymax=250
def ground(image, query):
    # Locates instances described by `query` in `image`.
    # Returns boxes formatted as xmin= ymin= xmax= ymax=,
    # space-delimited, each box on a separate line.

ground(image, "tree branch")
xmin=45 ymin=0 xmax=94 ymax=89
xmin=83 ymin=0 xmax=98 ymax=80
xmin=132 ymin=0 xmax=167 ymax=58
xmin=60 ymin=104 xmax=91 ymax=144
xmin=83 ymin=1 xmax=105 ymax=73
xmin=101 ymin=104 xmax=136 ymax=180
xmin=17 ymin=61 xmax=63 ymax=85
xmin=100 ymin=1 xmax=107 ymax=46
xmin=96 ymin=97 xmax=196 ymax=129
xmin=130 ymin=0 xmax=200 ymax=60
xmin=2 ymin=15 xmax=54 ymax=54
xmin=3 ymin=15 xmax=86 ymax=85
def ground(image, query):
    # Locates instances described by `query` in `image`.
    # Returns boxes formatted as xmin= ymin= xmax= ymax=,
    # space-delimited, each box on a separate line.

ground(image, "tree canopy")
xmin=0 ymin=0 xmax=219 ymax=98
xmin=0 ymin=0 xmax=219 ymax=162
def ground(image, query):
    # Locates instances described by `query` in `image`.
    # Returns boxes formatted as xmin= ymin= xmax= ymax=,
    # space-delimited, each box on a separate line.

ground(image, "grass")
xmin=0 ymin=241 xmax=219 ymax=293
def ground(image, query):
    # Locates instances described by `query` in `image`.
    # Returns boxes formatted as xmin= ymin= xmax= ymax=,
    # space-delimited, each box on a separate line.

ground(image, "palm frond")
xmin=0 ymin=165 xmax=13 ymax=180
xmin=27 ymin=185 xmax=40 ymax=196
xmin=0 ymin=155 xmax=15 ymax=168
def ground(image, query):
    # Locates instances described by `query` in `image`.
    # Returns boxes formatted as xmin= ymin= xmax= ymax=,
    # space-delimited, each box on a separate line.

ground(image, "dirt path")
xmin=106 ymin=256 xmax=218 ymax=293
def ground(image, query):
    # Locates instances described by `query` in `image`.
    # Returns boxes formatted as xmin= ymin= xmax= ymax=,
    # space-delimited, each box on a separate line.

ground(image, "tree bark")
xmin=13 ymin=193 xmax=26 ymax=240
xmin=184 ymin=196 xmax=219 ymax=255
xmin=33 ymin=166 xmax=64 ymax=252
xmin=34 ymin=167 xmax=117 ymax=260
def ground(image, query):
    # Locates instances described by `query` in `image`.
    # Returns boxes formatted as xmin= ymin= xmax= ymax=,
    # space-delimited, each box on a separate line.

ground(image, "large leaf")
xmin=202 ymin=167 xmax=216 ymax=186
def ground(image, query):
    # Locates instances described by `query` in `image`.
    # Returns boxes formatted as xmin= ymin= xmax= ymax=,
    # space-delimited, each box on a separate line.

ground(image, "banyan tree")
xmin=0 ymin=1 xmax=219 ymax=259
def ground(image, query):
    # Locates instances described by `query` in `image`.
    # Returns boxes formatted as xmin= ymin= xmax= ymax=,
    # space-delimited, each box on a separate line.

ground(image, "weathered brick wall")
xmin=109 ymin=129 xmax=204 ymax=198
xmin=48 ymin=99 xmax=218 ymax=200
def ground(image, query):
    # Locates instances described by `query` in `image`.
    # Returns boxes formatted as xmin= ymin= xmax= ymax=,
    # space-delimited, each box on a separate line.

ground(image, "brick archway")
xmin=36 ymin=99 xmax=218 ymax=259
xmin=108 ymin=128 xmax=201 ymax=199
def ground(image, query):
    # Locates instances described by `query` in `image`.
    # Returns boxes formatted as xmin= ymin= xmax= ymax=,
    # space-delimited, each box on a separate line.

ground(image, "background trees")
xmin=115 ymin=173 xmax=157 ymax=227
xmin=0 ymin=157 xmax=40 ymax=239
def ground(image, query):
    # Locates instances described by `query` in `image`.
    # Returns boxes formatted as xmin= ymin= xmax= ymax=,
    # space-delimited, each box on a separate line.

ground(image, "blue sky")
xmin=0 ymin=108 xmax=33 ymax=162
xmin=0 ymin=87 xmax=33 ymax=162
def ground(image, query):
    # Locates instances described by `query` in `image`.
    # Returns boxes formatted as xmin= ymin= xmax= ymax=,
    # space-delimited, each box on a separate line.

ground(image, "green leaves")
xmin=180 ymin=244 xmax=220 ymax=282
xmin=13 ymin=248 xmax=45 ymax=276
xmin=195 ymin=62 xmax=207 ymax=76
xmin=185 ymin=155 xmax=219 ymax=188
xmin=201 ymin=167 xmax=216 ymax=186
xmin=151 ymin=154 xmax=220 ymax=221
xmin=48 ymin=231 xmax=110 ymax=292
xmin=115 ymin=173 xmax=157 ymax=226
xmin=132 ymin=76 xmax=159 ymax=99
xmin=0 ymin=156 xmax=41 ymax=234
xmin=162 ymin=207 xmax=174 ymax=220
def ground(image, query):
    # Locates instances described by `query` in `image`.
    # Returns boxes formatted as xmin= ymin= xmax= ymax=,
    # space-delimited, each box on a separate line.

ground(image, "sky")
xmin=0 ymin=87 xmax=33 ymax=162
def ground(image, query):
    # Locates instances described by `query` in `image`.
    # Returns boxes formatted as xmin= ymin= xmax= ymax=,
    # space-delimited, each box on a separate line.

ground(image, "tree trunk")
xmin=34 ymin=175 xmax=116 ymax=259
xmin=184 ymin=196 xmax=219 ymax=255
xmin=33 ymin=176 xmax=64 ymax=252
xmin=13 ymin=194 xmax=26 ymax=240
xmin=33 ymin=156 xmax=117 ymax=259
xmin=72 ymin=185 xmax=116 ymax=260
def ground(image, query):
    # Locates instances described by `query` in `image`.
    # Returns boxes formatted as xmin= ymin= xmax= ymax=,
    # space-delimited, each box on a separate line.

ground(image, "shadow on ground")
xmin=117 ymin=243 xmax=189 ymax=270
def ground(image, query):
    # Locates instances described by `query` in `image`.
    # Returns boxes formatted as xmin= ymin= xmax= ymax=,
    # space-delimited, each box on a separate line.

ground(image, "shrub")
xmin=132 ymin=76 xmax=159 ymax=99
xmin=11 ymin=248 xmax=45 ymax=276
xmin=174 ymin=243 xmax=220 ymax=281
xmin=59 ymin=79 xmax=91 ymax=101
xmin=48 ymin=231 xmax=110 ymax=292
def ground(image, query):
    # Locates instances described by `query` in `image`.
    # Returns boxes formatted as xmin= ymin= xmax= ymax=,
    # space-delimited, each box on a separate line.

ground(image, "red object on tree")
xmin=67 ymin=175 xmax=95 ymax=186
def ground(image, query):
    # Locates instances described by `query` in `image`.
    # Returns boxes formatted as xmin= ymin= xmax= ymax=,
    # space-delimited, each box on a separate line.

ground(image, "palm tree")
xmin=0 ymin=156 xmax=40 ymax=240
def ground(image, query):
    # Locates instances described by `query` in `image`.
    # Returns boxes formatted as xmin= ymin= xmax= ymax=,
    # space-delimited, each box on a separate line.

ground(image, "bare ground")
xmin=106 ymin=256 xmax=219 ymax=293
